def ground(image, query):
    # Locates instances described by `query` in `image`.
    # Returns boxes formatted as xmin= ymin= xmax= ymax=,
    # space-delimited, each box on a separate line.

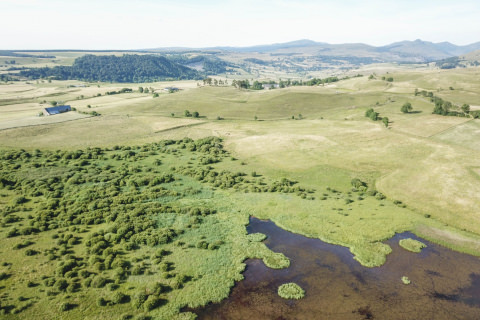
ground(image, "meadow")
xmin=1 ymin=64 xmax=480 ymax=318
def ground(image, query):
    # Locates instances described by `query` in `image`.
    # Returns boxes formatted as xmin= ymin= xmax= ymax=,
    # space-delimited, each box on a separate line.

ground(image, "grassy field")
xmin=1 ymin=65 xmax=480 ymax=317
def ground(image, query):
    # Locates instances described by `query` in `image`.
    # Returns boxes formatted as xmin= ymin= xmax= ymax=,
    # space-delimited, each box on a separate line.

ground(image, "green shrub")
xmin=59 ymin=302 xmax=72 ymax=311
xmin=401 ymin=102 xmax=412 ymax=113
xmin=12 ymin=196 xmax=28 ymax=205
xmin=66 ymin=283 xmax=79 ymax=293
xmin=375 ymin=192 xmax=386 ymax=200
xmin=97 ymin=297 xmax=107 ymax=307
xmin=54 ymin=279 xmax=68 ymax=291
xmin=151 ymin=282 xmax=168 ymax=295
xmin=91 ymin=276 xmax=108 ymax=288
xmin=365 ymin=108 xmax=378 ymax=121
xmin=350 ymin=178 xmax=367 ymax=189
xmin=131 ymin=292 xmax=147 ymax=309
xmin=6 ymin=228 xmax=18 ymax=238
xmin=143 ymin=295 xmax=160 ymax=311
xmin=112 ymin=292 xmax=129 ymax=304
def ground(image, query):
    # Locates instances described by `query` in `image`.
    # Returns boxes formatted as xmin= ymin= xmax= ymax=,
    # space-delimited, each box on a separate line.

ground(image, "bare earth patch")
xmin=416 ymin=225 xmax=480 ymax=253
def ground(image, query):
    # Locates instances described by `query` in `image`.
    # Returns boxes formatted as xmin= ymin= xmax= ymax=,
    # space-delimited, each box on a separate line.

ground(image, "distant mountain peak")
xmin=282 ymin=39 xmax=318 ymax=46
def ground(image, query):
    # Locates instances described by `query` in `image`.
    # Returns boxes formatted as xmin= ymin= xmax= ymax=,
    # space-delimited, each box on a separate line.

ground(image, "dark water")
xmin=196 ymin=217 xmax=480 ymax=320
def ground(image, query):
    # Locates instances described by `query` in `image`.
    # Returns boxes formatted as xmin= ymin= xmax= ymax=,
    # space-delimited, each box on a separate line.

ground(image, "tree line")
xmin=230 ymin=75 xmax=350 ymax=90
xmin=415 ymin=89 xmax=478 ymax=118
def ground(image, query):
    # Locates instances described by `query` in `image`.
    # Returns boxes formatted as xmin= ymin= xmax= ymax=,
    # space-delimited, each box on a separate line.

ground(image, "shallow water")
xmin=196 ymin=217 xmax=480 ymax=320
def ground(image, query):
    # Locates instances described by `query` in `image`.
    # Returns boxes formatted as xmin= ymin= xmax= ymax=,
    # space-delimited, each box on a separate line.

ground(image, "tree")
xmin=233 ymin=80 xmax=250 ymax=89
xmin=192 ymin=111 xmax=199 ymax=118
xmin=138 ymin=87 xmax=144 ymax=93
xmin=433 ymin=103 xmax=444 ymax=115
xmin=252 ymin=81 xmax=263 ymax=90
xmin=365 ymin=108 xmax=378 ymax=121
xmin=443 ymin=101 xmax=452 ymax=113
xmin=461 ymin=104 xmax=470 ymax=114
xmin=184 ymin=110 xmax=191 ymax=117
xmin=401 ymin=102 xmax=412 ymax=113
xmin=382 ymin=117 xmax=389 ymax=128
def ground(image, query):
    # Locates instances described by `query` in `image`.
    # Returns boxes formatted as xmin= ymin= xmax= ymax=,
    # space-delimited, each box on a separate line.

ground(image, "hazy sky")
xmin=2 ymin=0 xmax=480 ymax=49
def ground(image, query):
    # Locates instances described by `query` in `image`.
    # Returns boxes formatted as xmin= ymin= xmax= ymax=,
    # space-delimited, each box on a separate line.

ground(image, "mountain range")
xmin=149 ymin=39 xmax=480 ymax=63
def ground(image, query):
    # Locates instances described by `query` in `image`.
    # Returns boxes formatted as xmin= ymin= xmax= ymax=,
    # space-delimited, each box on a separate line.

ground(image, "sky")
xmin=1 ymin=0 xmax=480 ymax=50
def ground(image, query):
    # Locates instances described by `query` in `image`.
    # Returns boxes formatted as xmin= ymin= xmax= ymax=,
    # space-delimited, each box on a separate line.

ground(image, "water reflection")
xmin=196 ymin=217 xmax=480 ymax=320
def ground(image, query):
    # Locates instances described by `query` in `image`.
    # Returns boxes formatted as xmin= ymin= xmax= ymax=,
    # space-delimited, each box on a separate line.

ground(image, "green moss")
xmin=278 ymin=283 xmax=305 ymax=299
xmin=399 ymin=238 xmax=427 ymax=253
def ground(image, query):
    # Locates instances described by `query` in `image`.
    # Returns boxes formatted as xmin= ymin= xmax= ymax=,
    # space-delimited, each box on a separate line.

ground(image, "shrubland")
xmin=0 ymin=137 xmax=296 ymax=319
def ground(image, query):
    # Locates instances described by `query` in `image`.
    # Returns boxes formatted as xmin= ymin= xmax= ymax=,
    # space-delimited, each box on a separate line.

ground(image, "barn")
xmin=43 ymin=105 xmax=72 ymax=116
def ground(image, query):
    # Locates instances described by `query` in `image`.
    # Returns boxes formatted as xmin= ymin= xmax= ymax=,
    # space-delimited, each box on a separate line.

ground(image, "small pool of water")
xmin=196 ymin=217 xmax=480 ymax=320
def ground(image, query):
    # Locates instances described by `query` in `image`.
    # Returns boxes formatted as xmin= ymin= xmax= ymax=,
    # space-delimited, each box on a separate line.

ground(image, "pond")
xmin=196 ymin=217 xmax=480 ymax=319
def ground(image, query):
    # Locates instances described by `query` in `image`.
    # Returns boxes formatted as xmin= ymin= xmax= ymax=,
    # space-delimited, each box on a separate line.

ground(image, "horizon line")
xmin=2 ymin=38 xmax=480 ymax=52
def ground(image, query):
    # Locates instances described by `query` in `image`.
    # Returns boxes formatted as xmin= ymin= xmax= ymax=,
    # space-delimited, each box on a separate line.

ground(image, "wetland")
xmin=197 ymin=217 xmax=480 ymax=320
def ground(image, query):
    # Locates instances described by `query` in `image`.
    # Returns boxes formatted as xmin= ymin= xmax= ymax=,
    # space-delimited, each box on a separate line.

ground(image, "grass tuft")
xmin=278 ymin=282 xmax=305 ymax=299
xmin=399 ymin=238 xmax=427 ymax=253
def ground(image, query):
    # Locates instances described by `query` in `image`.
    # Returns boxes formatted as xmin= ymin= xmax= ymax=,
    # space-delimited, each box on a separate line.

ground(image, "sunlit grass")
xmin=399 ymin=238 xmax=427 ymax=253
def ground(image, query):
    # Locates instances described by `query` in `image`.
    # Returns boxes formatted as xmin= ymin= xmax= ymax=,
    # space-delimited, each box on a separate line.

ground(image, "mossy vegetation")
xmin=401 ymin=276 xmax=411 ymax=285
xmin=277 ymin=283 xmax=305 ymax=299
xmin=247 ymin=233 xmax=267 ymax=242
xmin=399 ymin=238 xmax=427 ymax=253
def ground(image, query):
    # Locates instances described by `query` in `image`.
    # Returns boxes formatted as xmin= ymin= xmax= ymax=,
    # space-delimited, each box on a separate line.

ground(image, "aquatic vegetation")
xmin=399 ymin=238 xmax=427 ymax=253
xmin=278 ymin=282 xmax=305 ymax=299
xmin=401 ymin=276 xmax=411 ymax=285
xmin=247 ymin=232 xmax=267 ymax=242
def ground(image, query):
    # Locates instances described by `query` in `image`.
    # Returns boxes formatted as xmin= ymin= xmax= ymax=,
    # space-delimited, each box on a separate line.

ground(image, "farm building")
xmin=263 ymin=84 xmax=279 ymax=90
xmin=43 ymin=105 xmax=72 ymax=116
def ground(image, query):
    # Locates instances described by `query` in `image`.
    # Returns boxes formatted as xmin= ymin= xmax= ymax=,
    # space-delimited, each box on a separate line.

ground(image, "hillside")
xmin=151 ymin=39 xmax=480 ymax=63
xmin=18 ymin=54 xmax=201 ymax=82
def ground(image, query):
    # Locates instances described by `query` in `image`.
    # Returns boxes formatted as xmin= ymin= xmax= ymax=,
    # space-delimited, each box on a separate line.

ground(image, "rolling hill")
xmin=150 ymin=39 xmax=480 ymax=63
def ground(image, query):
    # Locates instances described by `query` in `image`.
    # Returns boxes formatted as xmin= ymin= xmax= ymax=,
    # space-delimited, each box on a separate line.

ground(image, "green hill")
xmin=19 ymin=54 xmax=201 ymax=82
